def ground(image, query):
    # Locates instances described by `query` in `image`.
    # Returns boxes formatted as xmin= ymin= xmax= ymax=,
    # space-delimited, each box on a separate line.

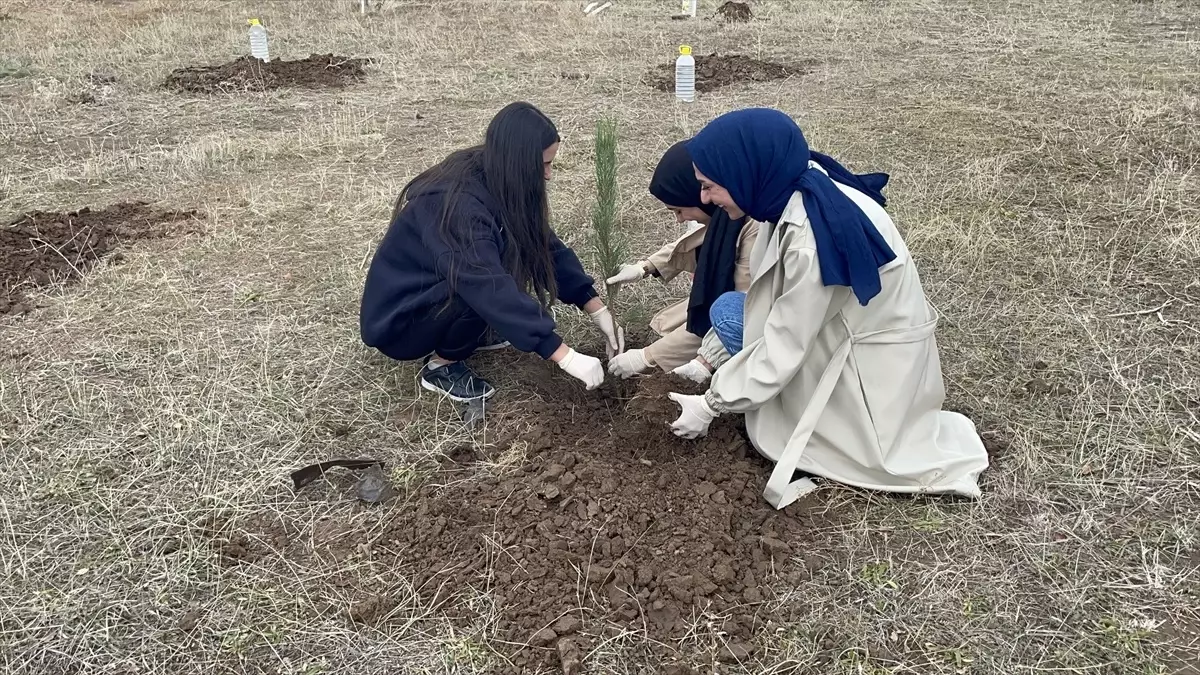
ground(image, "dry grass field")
xmin=1 ymin=0 xmax=1197 ymax=673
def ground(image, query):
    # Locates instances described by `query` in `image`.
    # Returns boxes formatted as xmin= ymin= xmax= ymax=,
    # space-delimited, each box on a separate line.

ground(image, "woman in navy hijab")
xmin=603 ymin=140 xmax=758 ymax=380
xmin=668 ymin=108 xmax=989 ymax=509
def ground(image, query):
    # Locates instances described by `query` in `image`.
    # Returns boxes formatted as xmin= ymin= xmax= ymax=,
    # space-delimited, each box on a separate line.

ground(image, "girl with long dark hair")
xmin=360 ymin=102 xmax=624 ymax=401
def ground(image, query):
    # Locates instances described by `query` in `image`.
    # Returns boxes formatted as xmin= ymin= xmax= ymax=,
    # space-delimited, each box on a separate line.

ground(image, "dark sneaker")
xmin=419 ymin=361 xmax=496 ymax=402
xmin=475 ymin=329 xmax=510 ymax=352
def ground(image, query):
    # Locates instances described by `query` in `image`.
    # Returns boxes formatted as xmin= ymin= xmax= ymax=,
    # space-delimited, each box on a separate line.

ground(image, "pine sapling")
xmin=590 ymin=116 xmax=625 ymax=341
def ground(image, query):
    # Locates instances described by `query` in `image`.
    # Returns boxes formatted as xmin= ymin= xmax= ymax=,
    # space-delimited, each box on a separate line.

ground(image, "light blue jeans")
xmin=709 ymin=291 xmax=746 ymax=356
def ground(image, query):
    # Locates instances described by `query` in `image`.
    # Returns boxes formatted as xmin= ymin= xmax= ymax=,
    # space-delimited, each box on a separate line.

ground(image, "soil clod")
xmin=553 ymin=614 xmax=583 ymax=635
xmin=531 ymin=627 xmax=558 ymax=646
xmin=557 ymin=637 xmax=585 ymax=675
xmin=445 ymin=446 xmax=478 ymax=465
xmin=719 ymin=641 xmax=754 ymax=662
xmin=348 ymin=595 xmax=395 ymax=624
xmin=164 ymin=53 xmax=369 ymax=94
xmin=646 ymin=52 xmax=810 ymax=93
xmin=176 ymin=607 xmax=202 ymax=632
xmin=716 ymin=1 xmax=753 ymax=22
xmin=1 ymin=202 xmax=200 ymax=316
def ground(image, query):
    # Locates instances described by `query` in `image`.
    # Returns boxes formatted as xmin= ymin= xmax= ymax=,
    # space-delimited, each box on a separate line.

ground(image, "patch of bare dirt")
xmin=164 ymin=53 xmax=369 ymax=94
xmin=1 ymin=202 xmax=200 ymax=316
xmin=646 ymin=52 xmax=812 ymax=93
xmin=357 ymin=371 xmax=842 ymax=673
xmin=716 ymin=1 xmax=753 ymax=22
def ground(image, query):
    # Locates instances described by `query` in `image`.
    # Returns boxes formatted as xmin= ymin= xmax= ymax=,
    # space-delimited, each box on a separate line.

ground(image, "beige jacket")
xmin=701 ymin=168 xmax=989 ymax=509
xmin=641 ymin=220 xmax=759 ymax=371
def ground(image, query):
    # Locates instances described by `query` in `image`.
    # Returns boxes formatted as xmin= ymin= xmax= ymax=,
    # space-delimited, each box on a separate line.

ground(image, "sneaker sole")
xmin=420 ymin=377 xmax=496 ymax=403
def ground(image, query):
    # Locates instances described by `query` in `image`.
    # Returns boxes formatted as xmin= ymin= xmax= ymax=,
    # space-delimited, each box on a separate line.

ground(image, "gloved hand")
xmin=668 ymin=392 xmax=717 ymax=439
xmin=608 ymin=348 xmax=651 ymax=379
xmin=589 ymin=306 xmax=626 ymax=358
xmin=605 ymin=262 xmax=647 ymax=288
xmin=682 ymin=220 xmax=704 ymax=236
xmin=671 ymin=359 xmax=712 ymax=384
xmin=557 ymin=348 xmax=605 ymax=390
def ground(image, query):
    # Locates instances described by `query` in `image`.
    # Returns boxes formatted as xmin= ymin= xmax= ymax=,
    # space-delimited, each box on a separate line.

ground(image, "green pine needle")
xmin=591 ymin=116 xmax=625 ymax=280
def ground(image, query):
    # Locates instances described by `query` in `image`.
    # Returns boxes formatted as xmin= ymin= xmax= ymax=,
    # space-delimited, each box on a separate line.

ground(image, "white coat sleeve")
xmin=704 ymin=245 xmax=833 ymax=414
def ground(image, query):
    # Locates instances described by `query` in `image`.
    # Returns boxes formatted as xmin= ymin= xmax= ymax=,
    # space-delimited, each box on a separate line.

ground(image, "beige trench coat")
xmin=641 ymin=220 xmax=759 ymax=371
xmin=702 ymin=169 xmax=989 ymax=509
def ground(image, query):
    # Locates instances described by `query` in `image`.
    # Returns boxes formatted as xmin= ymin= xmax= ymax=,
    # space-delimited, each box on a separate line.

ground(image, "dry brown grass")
xmin=1 ymin=0 xmax=1197 ymax=673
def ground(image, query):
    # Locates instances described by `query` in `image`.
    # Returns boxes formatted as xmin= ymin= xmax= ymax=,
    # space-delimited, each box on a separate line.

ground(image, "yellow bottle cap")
xmin=680 ymin=45 xmax=692 ymax=56
xmin=248 ymin=18 xmax=261 ymax=26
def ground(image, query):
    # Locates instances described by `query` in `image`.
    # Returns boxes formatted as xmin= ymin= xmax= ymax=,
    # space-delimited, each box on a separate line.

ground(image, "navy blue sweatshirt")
xmin=360 ymin=173 xmax=598 ymax=360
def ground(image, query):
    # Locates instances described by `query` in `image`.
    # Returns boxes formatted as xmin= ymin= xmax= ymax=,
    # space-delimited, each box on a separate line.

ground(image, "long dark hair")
xmin=394 ymin=102 xmax=561 ymax=307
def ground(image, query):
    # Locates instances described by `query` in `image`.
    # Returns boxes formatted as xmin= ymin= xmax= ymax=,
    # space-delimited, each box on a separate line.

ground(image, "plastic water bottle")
xmin=675 ymin=45 xmax=695 ymax=102
xmin=248 ymin=18 xmax=270 ymax=62
xmin=681 ymin=0 xmax=698 ymax=17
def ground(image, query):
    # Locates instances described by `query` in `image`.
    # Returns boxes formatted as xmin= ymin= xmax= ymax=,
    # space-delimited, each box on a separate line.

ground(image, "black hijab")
xmin=649 ymin=141 xmax=746 ymax=337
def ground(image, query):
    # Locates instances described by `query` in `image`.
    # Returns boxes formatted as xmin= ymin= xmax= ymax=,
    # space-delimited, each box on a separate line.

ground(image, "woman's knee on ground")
xmin=709 ymin=291 xmax=745 ymax=325
xmin=709 ymin=291 xmax=746 ymax=354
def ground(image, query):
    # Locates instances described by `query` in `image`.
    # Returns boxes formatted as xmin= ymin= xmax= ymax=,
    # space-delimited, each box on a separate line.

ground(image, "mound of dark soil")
xmin=646 ymin=52 xmax=811 ymax=93
xmin=164 ymin=53 xmax=368 ymax=94
xmin=716 ymin=1 xmax=753 ymax=22
xmin=1 ymin=202 xmax=200 ymax=315
xmin=363 ymin=370 xmax=841 ymax=673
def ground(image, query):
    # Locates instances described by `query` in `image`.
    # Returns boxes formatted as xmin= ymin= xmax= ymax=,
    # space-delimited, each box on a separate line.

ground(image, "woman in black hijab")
xmin=605 ymin=141 xmax=759 ymax=381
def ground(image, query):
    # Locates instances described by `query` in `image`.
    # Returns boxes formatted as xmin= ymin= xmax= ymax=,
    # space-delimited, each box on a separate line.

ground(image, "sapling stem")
xmin=591 ymin=117 xmax=625 ymax=346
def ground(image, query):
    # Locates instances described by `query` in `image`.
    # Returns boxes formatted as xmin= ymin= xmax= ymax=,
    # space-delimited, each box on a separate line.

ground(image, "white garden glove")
xmin=682 ymin=220 xmax=704 ymax=236
xmin=608 ymin=348 xmax=651 ymax=379
xmin=605 ymin=262 xmax=647 ymax=288
xmin=671 ymin=359 xmax=712 ymax=384
xmin=589 ymin=306 xmax=626 ymax=358
xmin=557 ymin=348 xmax=605 ymax=390
xmin=668 ymin=392 xmax=717 ymax=439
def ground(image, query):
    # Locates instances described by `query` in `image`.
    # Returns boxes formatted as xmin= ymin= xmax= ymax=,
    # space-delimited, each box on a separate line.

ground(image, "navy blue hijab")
xmin=687 ymin=108 xmax=895 ymax=306
xmin=649 ymin=141 xmax=746 ymax=336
